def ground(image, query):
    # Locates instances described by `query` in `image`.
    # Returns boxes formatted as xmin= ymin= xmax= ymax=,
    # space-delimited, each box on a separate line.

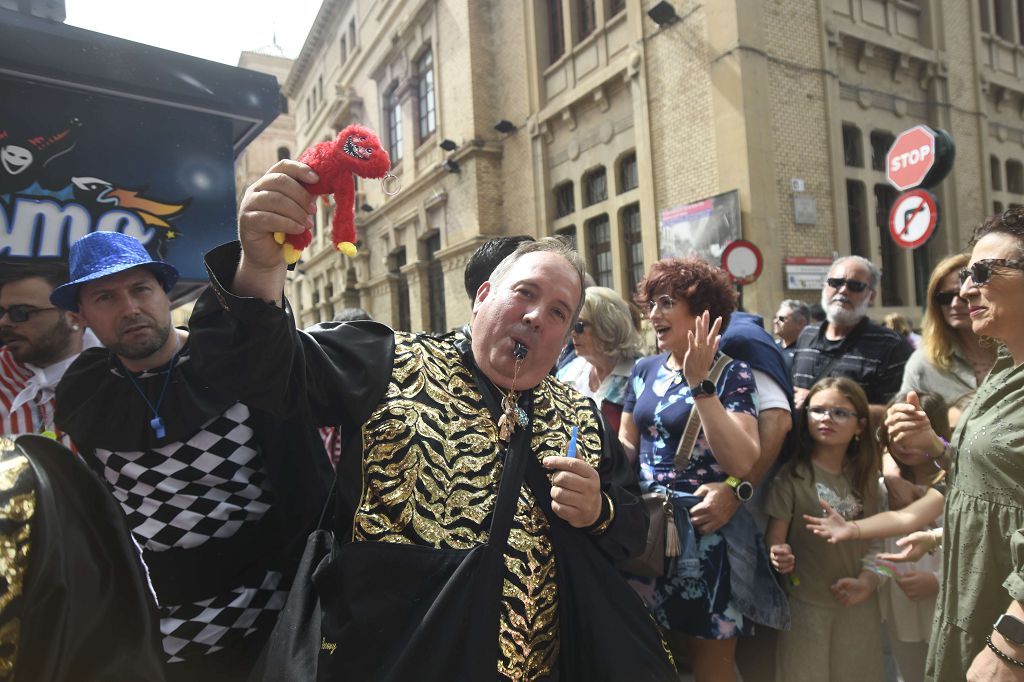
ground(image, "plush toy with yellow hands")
xmin=274 ymin=124 xmax=391 ymax=264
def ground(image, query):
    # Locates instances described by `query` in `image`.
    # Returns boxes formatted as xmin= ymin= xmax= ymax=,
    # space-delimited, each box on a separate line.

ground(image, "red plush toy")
xmin=274 ymin=124 xmax=391 ymax=264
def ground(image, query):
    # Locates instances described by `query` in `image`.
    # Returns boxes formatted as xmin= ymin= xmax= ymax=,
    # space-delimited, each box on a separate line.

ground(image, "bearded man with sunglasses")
xmin=0 ymin=261 xmax=99 ymax=445
xmin=790 ymin=255 xmax=913 ymax=423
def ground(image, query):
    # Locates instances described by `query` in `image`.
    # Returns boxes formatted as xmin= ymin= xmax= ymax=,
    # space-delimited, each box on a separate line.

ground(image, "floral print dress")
xmin=622 ymin=351 xmax=758 ymax=639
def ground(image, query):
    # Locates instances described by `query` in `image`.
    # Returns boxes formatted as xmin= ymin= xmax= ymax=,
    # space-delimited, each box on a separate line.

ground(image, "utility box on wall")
xmin=0 ymin=9 xmax=279 ymax=302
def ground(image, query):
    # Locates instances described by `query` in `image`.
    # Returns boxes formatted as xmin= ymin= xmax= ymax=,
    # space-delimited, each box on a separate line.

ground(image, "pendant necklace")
xmin=497 ymin=342 xmax=530 ymax=442
xmin=122 ymin=332 xmax=180 ymax=440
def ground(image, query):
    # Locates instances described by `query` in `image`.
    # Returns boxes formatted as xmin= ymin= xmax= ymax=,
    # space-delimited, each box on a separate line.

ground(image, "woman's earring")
xmin=71 ymin=324 xmax=80 ymax=331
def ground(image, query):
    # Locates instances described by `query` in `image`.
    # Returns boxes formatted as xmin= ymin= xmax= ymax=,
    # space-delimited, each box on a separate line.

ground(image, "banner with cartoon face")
xmin=0 ymin=76 xmax=239 ymax=281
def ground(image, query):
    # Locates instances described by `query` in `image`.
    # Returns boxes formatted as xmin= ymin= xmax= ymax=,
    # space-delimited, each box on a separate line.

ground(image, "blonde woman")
xmin=899 ymin=253 xmax=995 ymax=406
xmin=556 ymin=286 xmax=642 ymax=433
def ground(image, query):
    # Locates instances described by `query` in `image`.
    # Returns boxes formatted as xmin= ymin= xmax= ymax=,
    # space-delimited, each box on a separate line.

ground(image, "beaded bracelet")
xmin=925 ymin=436 xmax=949 ymax=470
xmin=986 ymin=634 xmax=1024 ymax=668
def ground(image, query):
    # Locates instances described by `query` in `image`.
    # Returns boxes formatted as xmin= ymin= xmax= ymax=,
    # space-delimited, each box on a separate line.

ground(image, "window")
xmin=608 ymin=0 xmax=625 ymax=17
xmin=995 ymin=0 xmax=1015 ymax=41
xmin=618 ymin=151 xmax=638 ymax=192
xmin=547 ymin=0 xmax=565 ymax=65
xmin=875 ymin=184 xmax=903 ymax=306
xmin=622 ymin=203 xmax=644 ymax=291
xmin=349 ymin=18 xmax=357 ymax=47
xmin=385 ymin=81 xmax=403 ymax=163
xmin=582 ymin=166 xmax=607 ymax=206
xmin=980 ymin=0 xmax=992 ymax=33
xmin=279 ymin=93 xmax=289 ymax=115
xmin=554 ymin=181 xmax=575 ymax=218
xmin=277 ymin=146 xmax=291 ymax=161
xmin=340 ymin=35 xmax=348 ymax=63
xmin=389 ymin=248 xmax=411 ymax=331
xmin=577 ymin=0 xmax=596 ymax=42
xmin=995 ymin=200 xmax=1005 ymax=213
xmin=1007 ymin=159 xmax=1023 ymax=193
xmin=842 ymin=123 xmax=863 ymax=168
xmin=416 ymin=50 xmax=436 ymax=142
xmin=870 ymin=131 xmax=894 ymax=172
xmin=1018 ymin=0 xmax=1024 ymax=43
xmin=992 ymin=155 xmax=1004 ymax=191
xmin=846 ymin=180 xmax=869 ymax=257
xmin=586 ymin=215 xmax=612 ymax=288
xmin=426 ymin=233 xmax=446 ymax=333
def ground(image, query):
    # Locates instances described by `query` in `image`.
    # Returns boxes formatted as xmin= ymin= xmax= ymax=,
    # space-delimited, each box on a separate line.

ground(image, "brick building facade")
xmin=278 ymin=0 xmax=1023 ymax=331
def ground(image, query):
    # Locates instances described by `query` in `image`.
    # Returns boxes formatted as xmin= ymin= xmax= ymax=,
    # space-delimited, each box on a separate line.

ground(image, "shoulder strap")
xmin=673 ymin=353 xmax=732 ymax=470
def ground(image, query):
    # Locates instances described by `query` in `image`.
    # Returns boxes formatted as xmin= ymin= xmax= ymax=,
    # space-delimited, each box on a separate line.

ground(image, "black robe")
xmin=186 ymin=241 xmax=677 ymax=681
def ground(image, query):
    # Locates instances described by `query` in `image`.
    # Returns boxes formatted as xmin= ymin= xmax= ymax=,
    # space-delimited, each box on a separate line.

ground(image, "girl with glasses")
xmin=805 ymin=390 xmax=951 ymax=682
xmin=765 ymin=377 xmax=885 ymax=682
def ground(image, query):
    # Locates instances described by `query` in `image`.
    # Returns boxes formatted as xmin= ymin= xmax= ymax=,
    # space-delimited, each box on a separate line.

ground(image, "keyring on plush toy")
xmin=381 ymin=172 xmax=401 ymax=197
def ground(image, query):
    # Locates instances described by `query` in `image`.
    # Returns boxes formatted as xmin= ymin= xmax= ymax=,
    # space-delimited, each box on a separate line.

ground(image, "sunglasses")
xmin=573 ymin=320 xmax=590 ymax=334
xmin=933 ymin=290 xmax=961 ymax=307
xmin=0 ymin=304 xmax=57 ymax=323
xmin=958 ymin=258 xmax=1024 ymax=287
xmin=825 ymin=277 xmax=870 ymax=293
xmin=775 ymin=315 xmax=789 ymax=323
xmin=807 ymin=406 xmax=858 ymax=423
xmin=644 ymin=295 xmax=675 ymax=315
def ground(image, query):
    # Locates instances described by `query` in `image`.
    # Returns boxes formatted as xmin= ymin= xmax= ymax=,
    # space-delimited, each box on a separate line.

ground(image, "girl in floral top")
xmin=619 ymin=257 xmax=761 ymax=682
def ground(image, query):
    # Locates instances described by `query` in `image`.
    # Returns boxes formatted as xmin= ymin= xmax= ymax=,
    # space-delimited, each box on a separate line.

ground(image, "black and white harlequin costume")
xmin=54 ymin=338 xmax=332 ymax=680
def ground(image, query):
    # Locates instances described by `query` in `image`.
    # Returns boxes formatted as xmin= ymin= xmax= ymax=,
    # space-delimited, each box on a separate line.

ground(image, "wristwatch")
xmin=725 ymin=475 xmax=754 ymax=502
xmin=995 ymin=614 xmax=1024 ymax=646
xmin=688 ymin=378 xmax=716 ymax=399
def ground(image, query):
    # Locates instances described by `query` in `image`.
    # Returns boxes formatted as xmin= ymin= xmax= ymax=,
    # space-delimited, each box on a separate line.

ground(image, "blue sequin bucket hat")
xmin=50 ymin=231 xmax=179 ymax=312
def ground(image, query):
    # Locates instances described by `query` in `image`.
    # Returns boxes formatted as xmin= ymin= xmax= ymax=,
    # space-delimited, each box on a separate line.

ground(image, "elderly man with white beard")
xmin=789 ymin=255 xmax=912 ymax=423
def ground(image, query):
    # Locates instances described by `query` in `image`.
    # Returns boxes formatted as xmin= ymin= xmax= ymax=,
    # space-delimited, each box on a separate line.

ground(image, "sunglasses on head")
xmin=825 ymin=277 xmax=870 ymax=293
xmin=933 ymin=290 xmax=961 ymax=306
xmin=958 ymin=258 xmax=1024 ymax=287
xmin=573 ymin=320 xmax=590 ymax=334
xmin=0 ymin=304 xmax=57 ymax=323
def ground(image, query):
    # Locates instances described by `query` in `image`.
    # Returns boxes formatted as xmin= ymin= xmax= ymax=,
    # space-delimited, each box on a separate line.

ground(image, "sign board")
xmin=0 ymin=11 xmax=279 ymax=291
xmin=888 ymin=189 xmax=938 ymax=249
xmin=784 ymin=256 xmax=833 ymax=290
xmin=658 ymin=189 xmax=741 ymax=264
xmin=721 ymin=239 xmax=763 ymax=285
xmin=886 ymin=125 xmax=936 ymax=191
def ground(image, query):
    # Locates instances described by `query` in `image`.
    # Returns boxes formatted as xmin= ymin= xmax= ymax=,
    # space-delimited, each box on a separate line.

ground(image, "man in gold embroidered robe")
xmin=187 ymin=160 xmax=675 ymax=682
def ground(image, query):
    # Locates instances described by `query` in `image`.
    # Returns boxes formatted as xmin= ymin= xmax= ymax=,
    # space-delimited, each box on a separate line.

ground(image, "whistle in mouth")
xmin=513 ymin=341 xmax=528 ymax=359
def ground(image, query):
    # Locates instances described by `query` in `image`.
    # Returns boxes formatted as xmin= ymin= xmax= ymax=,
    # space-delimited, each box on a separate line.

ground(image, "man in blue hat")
xmin=51 ymin=231 xmax=332 ymax=682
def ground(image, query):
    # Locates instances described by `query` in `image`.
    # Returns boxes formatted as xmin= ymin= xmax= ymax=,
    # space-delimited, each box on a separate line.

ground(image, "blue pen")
xmin=567 ymin=425 xmax=578 ymax=458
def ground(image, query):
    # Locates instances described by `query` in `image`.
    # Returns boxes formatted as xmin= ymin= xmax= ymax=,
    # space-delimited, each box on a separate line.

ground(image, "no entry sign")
xmin=721 ymin=239 xmax=763 ymax=285
xmin=887 ymin=126 xmax=936 ymax=191
xmin=888 ymin=189 xmax=938 ymax=249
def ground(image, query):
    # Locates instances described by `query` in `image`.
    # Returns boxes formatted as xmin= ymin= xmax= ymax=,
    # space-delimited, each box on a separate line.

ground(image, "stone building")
xmin=281 ymin=0 xmax=1023 ymax=330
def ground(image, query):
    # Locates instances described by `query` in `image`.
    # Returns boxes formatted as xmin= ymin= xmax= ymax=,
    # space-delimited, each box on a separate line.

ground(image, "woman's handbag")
xmin=616 ymin=354 xmax=732 ymax=578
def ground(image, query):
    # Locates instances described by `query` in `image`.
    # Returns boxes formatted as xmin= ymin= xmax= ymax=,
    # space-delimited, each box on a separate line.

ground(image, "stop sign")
xmin=887 ymin=125 xmax=936 ymax=190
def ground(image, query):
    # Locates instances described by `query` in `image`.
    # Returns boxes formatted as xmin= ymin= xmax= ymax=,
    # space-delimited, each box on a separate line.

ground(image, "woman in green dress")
xmin=884 ymin=207 xmax=1024 ymax=682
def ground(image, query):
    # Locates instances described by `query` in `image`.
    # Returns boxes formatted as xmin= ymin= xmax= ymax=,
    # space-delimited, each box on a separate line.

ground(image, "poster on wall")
xmin=658 ymin=189 xmax=741 ymax=265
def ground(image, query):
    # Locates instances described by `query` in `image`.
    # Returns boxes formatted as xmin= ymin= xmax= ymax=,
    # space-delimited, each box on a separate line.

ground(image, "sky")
xmin=64 ymin=0 xmax=325 ymax=66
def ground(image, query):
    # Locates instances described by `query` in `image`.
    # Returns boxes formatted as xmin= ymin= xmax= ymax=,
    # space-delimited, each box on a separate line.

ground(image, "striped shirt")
xmin=0 ymin=348 xmax=39 ymax=438
xmin=790 ymin=319 xmax=913 ymax=404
